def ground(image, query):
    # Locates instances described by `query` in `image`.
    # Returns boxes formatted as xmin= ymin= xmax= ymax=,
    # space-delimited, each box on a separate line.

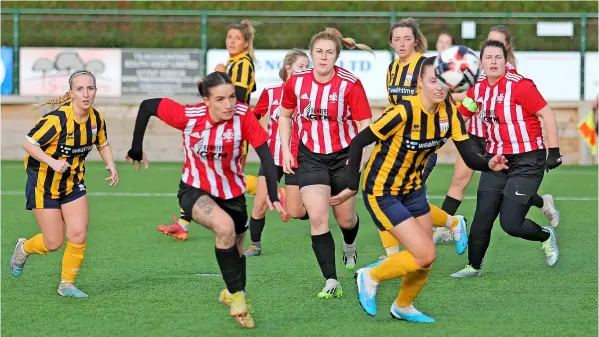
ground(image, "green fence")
xmin=1 ymin=8 xmax=597 ymax=98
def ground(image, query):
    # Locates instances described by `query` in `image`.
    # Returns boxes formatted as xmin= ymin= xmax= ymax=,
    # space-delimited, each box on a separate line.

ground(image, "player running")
xmin=10 ymin=70 xmax=118 ymax=298
xmin=441 ymin=25 xmax=560 ymax=236
xmin=278 ymin=28 xmax=373 ymax=298
xmin=126 ymin=71 xmax=286 ymax=328
xmin=330 ymin=56 xmax=508 ymax=322
xmin=370 ymin=19 xmax=468 ymax=263
xmin=244 ymin=49 xmax=311 ymax=257
xmin=450 ymin=40 xmax=562 ymax=278
xmin=158 ymin=20 xmax=264 ymax=240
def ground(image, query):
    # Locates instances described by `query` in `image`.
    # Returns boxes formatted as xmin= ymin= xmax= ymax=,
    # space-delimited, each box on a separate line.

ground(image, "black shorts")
xmin=363 ymin=188 xmax=430 ymax=231
xmin=477 ymin=149 xmax=545 ymax=204
xmin=257 ymin=165 xmax=299 ymax=186
xmin=296 ymin=142 xmax=348 ymax=195
xmin=469 ymin=133 xmax=487 ymax=154
xmin=177 ymin=181 xmax=248 ymax=235
xmin=25 ymin=179 xmax=87 ymax=210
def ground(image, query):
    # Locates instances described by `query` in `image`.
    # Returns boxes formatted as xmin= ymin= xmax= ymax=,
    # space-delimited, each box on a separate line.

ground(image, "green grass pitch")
xmin=1 ymin=161 xmax=597 ymax=337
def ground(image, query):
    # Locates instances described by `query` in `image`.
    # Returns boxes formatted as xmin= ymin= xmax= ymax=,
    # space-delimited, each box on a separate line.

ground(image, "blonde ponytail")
xmin=311 ymin=27 xmax=373 ymax=57
xmin=389 ymin=18 xmax=427 ymax=54
xmin=227 ymin=20 xmax=257 ymax=60
xmin=34 ymin=91 xmax=71 ymax=110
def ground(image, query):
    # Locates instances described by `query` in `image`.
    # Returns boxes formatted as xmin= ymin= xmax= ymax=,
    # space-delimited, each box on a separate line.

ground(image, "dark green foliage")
xmin=1 ymin=2 xmax=597 ymax=51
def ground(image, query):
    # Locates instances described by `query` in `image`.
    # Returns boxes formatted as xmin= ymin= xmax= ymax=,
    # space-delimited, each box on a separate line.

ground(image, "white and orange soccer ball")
xmin=434 ymin=45 xmax=481 ymax=93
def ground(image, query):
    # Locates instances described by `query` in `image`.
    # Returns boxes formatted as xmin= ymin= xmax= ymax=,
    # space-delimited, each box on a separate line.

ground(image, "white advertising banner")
xmin=207 ymin=49 xmax=391 ymax=101
xmin=19 ymin=47 xmax=122 ymax=97
xmin=584 ymin=52 xmax=598 ymax=101
xmin=422 ymin=50 xmax=595 ymax=101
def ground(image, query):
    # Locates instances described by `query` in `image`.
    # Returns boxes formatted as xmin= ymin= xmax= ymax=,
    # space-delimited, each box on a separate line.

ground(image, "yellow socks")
xmin=370 ymin=250 xmax=421 ymax=283
xmin=61 ymin=241 xmax=86 ymax=283
xmin=396 ymin=266 xmax=431 ymax=307
xmin=378 ymin=230 xmax=400 ymax=254
xmin=22 ymin=233 xmax=50 ymax=255
xmin=246 ymin=175 xmax=258 ymax=196
xmin=430 ymin=204 xmax=457 ymax=230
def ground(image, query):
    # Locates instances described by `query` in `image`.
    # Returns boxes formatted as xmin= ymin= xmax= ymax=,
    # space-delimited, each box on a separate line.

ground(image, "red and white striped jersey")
xmin=468 ymin=62 xmax=517 ymax=137
xmin=254 ymin=83 xmax=299 ymax=167
xmin=281 ymin=66 xmax=372 ymax=154
xmin=458 ymin=71 xmax=548 ymax=155
xmin=157 ymin=98 xmax=268 ymax=199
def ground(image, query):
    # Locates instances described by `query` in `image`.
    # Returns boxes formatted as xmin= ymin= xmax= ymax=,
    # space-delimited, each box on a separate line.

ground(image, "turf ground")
xmin=1 ymin=161 xmax=597 ymax=337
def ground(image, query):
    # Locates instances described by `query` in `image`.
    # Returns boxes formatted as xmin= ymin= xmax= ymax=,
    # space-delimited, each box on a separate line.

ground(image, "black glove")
xmin=545 ymin=147 xmax=562 ymax=172
xmin=127 ymin=148 xmax=143 ymax=161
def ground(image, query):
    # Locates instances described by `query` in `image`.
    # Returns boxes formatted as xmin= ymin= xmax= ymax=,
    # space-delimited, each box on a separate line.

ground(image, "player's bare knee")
xmin=67 ymin=230 xmax=87 ymax=245
xmin=251 ymin=201 xmax=268 ymax=219
xmin=414 ymin=246 xmax=436 ymax=267
xmin=214 ymin=221 xmax=236 ymax=246
xmin=335 ymin=212 xmax=355 ymax=229
xmin=43 ymin=236 xmax=64 ymax=251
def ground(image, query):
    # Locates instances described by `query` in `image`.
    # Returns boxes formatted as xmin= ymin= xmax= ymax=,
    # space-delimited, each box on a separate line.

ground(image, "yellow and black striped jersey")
xmin=24 ymin=102 xmax=108 ymax=198
xmin=226 ymin=51 xmax=256 ymax=104
xmin=362 ymin=94 xmax=469 ymax=196
xmin=387 ymin=53 xmax=426 ymax=105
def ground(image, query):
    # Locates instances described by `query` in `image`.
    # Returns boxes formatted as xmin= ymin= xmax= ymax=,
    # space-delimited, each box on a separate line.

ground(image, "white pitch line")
xmin=1 ymin=191 xmax=597 ymax=201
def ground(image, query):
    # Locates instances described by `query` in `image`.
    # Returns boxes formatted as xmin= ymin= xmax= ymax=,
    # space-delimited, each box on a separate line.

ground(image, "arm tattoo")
xmin=195 ymin=195 xmax=215 ymax=216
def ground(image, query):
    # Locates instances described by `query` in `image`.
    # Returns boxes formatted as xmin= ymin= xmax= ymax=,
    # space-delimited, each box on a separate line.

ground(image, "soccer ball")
xmin=434 ymin=46 xmax=481 ymax=93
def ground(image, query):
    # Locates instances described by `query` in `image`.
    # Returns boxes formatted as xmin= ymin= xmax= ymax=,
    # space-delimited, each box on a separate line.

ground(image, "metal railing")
xmin=1 ymin=8 xmax=597 ymax=98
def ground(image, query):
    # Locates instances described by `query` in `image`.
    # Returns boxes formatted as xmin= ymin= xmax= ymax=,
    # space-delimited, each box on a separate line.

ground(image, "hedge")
xmin=1 ymin=2 xmax=597 ymax=52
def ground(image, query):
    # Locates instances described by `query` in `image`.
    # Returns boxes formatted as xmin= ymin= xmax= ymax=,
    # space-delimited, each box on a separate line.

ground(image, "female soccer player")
xmin=330 ymin=56 xmax=508 ymax=322
xmin=278 ymin=28 xmax=372 ymax=298
xmin=158 ymin=20 xmax=262 ymax=240
xmin=126 ymin=71 xmax=285 ymax=329
xmin=10 ymin=70 xmax=118 ymax=298
xmin=244 ymin=49 xmax=310 ymax=257
xmin=375 ymin=19 xmax=467 ymax=260
xmin=442 ymin=26 xmax=560 ymax=230
xmin=435 ymin=31 xmax=454 ymax=53
xmin=450 ymin=40 xmax=562 ymax=278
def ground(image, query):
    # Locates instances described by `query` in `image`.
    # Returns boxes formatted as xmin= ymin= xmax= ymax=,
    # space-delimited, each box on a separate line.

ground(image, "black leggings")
xmin=467 ymin=150 xmax=551 ymax=269
xmin=468 ymin=190 xmax=551 ymax=269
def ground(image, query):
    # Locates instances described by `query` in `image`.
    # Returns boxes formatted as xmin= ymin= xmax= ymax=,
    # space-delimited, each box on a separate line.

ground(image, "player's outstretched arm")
xmin=454 ymin=139 xmax=509 ymax=172
xmin=126 ymin=98 xmax=162 ymax=170
xmin=329 ymin=127 xmax=378 ymax=206
xmin=255 ymin=143 xmax=287 ymax=217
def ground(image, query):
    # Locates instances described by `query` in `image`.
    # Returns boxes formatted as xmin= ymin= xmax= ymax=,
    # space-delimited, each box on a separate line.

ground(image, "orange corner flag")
xmin=578 ymin=111 xmax=597 ymax=155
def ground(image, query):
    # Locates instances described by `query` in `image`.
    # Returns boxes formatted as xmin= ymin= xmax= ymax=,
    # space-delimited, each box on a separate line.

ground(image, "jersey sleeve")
xmin=347 ymin=80 xmax=372 ymax=121
xmin=26 ymin=114 xmax=60 ymax=147
xmin=457 ymin=86 xmax=478 ymax=117
xmin=95 ymin=113 xmax=109 ymax=146
xmin=229 ymin=59 xmax=253 ymax=89
xmin=242 ymin=110 xmax=269 ymax=149
xmin=450 ymin=108 xmax=470 ymax=142
xmin=156 ymin=98 xmax=188 ymax=130
xmin=515 ymin=79 xmax=548 ymax=114
xmin=253 ymin=88 xmax=271 ymax=118
xmin=281 ymin=77 xmax=298 ymax=110
xmin=369 ymin=106 xmax=404 ymax=140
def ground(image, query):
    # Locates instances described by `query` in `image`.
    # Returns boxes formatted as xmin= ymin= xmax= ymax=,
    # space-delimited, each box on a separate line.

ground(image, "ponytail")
xmin=389 ymin=18 xmax=428 ymax=54
xmin=34 ymin=91 xmax=71 ymax=110
xmin=227 ymin=20 xmax=257 ymax=60
xmin=310 ymin=27 xmax=373 ymax=58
